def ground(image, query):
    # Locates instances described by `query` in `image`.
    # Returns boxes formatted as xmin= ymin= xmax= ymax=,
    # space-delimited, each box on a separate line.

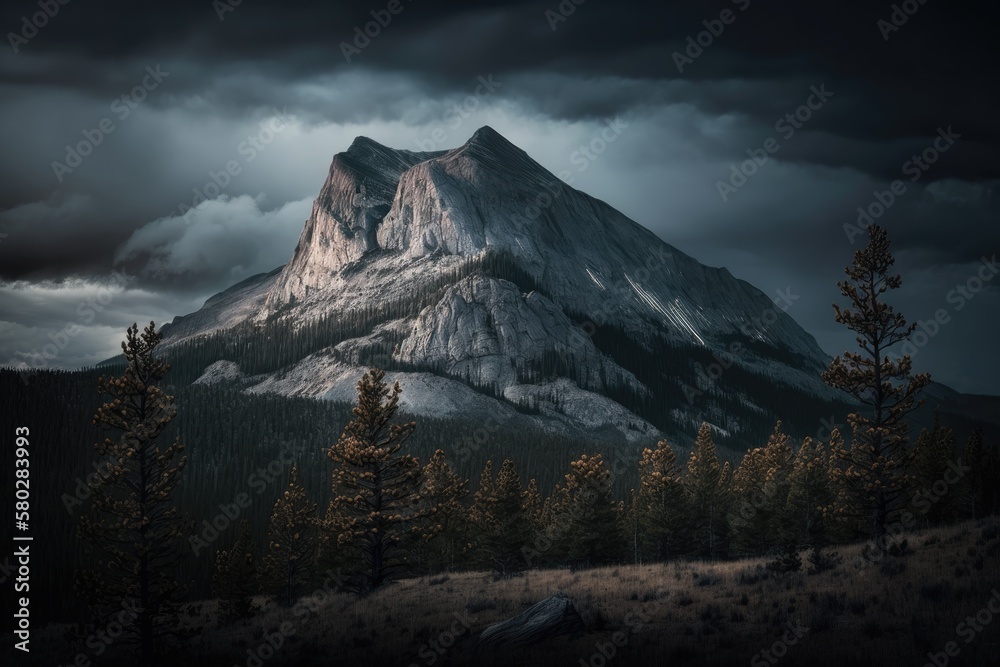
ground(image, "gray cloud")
xmin=0 ymin=0 xmax=996 ymax=393
xmin=115 ymin=194 xmax=309 ymax=288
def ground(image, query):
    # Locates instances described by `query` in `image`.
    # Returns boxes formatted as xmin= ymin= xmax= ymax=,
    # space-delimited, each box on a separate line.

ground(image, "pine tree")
xmin=213 ymin=519 xmax=258 ymax=619
xmin=823 ymin=427 xmax=858 ymax=543
xmin=909 ymin=411 xmax=958 ymax=526
xmin=965 ymin=428 xmax=985 ymax=519
xmin=468 ymin=459 xmax=533 ymax=575
xmin=522 ymin=478 xmax=544 ymax=533
xmin=730 ymin=445 xmax=768 ymax=555
xmin=633 ymin=439 xmax=689 ymax=561
xmin=730 ymin=422 xmax=794 ymax=555
xmin=468 ymin=459 xmax=495 ymax=560
xmin=533 ymin=481 xmax=569 ymax=568
xmin=760 ymin=423 xmax=796 ymax=548
xmin=418 ymin=449 xmax=469 ymax=573
xmin=323 ymin=368 xmax=430 ymax=594
xmin=965 ymin=428 xmax=1000 ymax=517
xmin=547 ymin=454 xmax=623 ymax=567
xmin=684 ymin=423 xmax=732 ymax=559
xmin=821 ymin=224 xmax=931 ymax=547
xmin=76 ymin=322 xmax=191 ymax=661
xmin=985 ymin=441 xmax=1000 ymax=517
xmin=624 ymin=488 xmax=642 ymax=564
xmin=262 ymin=466 xmax=317 ymax=605
xmin=786 ymin=436 xmax=834 ymax=548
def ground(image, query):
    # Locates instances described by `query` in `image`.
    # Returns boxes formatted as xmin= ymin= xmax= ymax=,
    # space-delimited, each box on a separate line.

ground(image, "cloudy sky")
xmin=1 ymin=0 xmax=997 ymax=394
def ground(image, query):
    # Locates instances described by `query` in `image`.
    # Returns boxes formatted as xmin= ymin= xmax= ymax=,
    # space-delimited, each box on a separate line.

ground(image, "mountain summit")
xmin=164 ymin=127 xmax=843 ymax=446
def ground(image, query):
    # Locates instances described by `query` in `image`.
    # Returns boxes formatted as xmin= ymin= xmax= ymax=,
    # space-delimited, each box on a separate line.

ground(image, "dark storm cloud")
xmin=3 ymin=0 xmax=997 ymax=172
xmin=0 ymin=0 xmax=997 ymax=391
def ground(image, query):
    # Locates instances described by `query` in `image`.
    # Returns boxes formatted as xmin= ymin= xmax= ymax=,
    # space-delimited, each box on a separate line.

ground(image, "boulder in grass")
xmin=477 ymin=593 xmax=586 ymax=650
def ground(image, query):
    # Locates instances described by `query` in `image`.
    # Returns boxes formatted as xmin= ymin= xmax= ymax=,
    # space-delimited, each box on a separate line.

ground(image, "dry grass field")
xmin=29 ymin=518 xmax=1000 ymax=667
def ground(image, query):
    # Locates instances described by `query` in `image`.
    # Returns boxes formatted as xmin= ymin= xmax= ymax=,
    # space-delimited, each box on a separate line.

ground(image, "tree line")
xmin=78 ymin=338 xmax=999 ymax=659
xmin=20 ymin=224 xmax=1000 ymax=663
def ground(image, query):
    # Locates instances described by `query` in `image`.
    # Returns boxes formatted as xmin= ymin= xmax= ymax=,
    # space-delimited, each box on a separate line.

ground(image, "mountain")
xmin=160 ymin=265 xmax=284 ymax=346
xmin=158 ymin=126 xmax=992 ymax=449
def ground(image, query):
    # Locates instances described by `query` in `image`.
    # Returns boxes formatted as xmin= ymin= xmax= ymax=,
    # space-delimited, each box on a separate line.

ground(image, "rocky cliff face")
xmin=266 ymin=127 xmax=824 ymax=362
xmin=266 ymin=137 xmax=445 ymax=308
xmin=395 ymin=274 xmax=641 ymax=393
xmin=168 ymin=126 xmax=842 ymax=444
xmin=161 ymin=266 xmax=282 ymax=346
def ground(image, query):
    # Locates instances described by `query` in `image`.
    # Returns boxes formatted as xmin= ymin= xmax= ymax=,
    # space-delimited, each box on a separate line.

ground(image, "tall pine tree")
xmin=468 ymin=459 xmax=533 ymax=574
xmin=262 ymin=466 xmax=317 ymax=605
xmin=213 ymin=519 xmax=258 ymax=619
xmin=786 ymin=435 xmax=834 ymax=547
xmin=633 ymin=439 xmax=689 ymax=562
xmin=821 ymin=224 xmax=930 ymax=547
xmin=323 ymin=368 xmax=430 ymax=594
xmin=417 ymin=449 xmax=469 ymax=573
xmin=547 ymin=454 xmax=623 ymax=567
xmin=730 ymin=423 xmax=794 ymax=555
xmin=684 ymin=423 xmax=732 ymax=559
xmin=908 ymin=411 xmax=959 ymax=526
xmin=964 ymin=428 xmax=1000 ymax=517
xmin=76 ymin=322 xmax=191 ymax=661
xmin=964 ymin=428 xmax=985 ymax=519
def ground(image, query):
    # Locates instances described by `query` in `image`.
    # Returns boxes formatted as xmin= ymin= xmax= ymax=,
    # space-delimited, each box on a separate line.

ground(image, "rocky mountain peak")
xmin=265 ymin=136 xmax=444 ymax=307
xmin=161 ymin=126 xmax=866 ymax=444
xmin=455 ymin=125 xmax=536 ymax=166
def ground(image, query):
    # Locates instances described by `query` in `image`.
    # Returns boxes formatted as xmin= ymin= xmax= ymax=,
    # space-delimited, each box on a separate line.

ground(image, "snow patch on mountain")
xmin=194 ymin=360 xmax=247 ymax=385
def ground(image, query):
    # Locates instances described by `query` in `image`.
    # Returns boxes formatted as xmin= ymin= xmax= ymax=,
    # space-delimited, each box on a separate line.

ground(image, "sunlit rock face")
xmin=174 ymin=126 xmax=835 ymax=443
